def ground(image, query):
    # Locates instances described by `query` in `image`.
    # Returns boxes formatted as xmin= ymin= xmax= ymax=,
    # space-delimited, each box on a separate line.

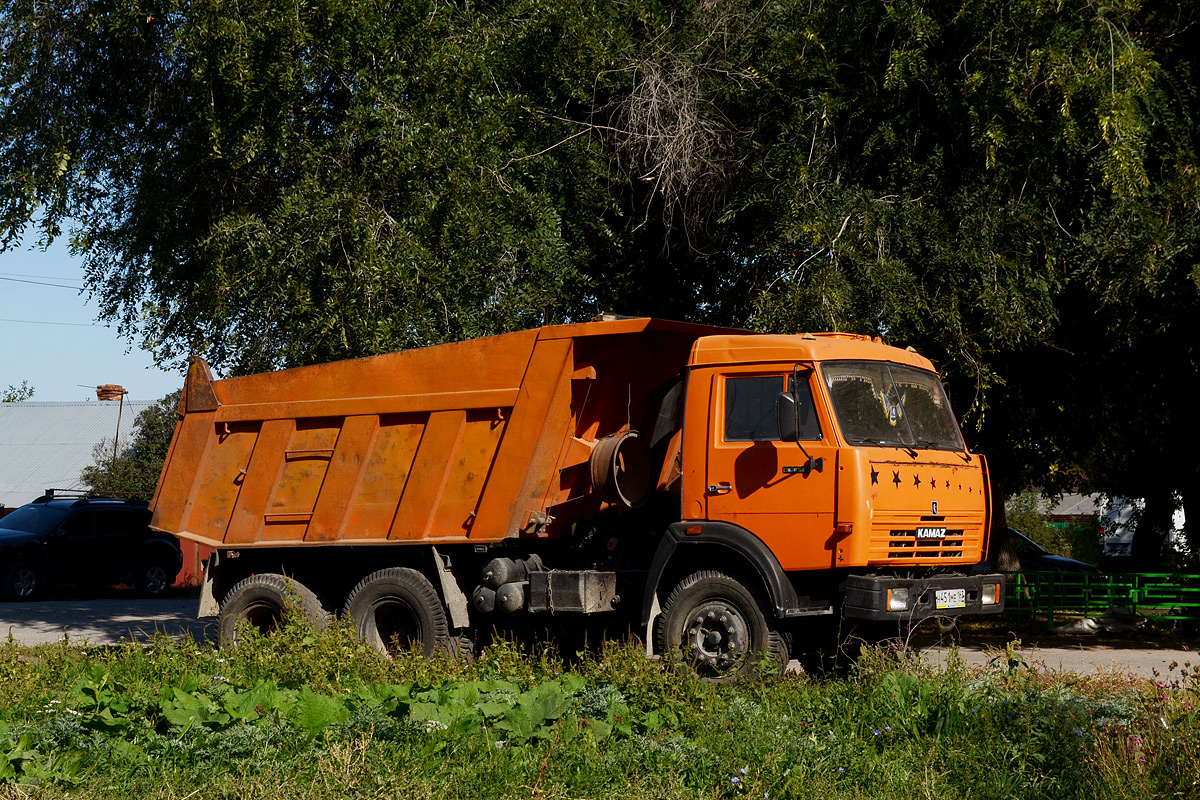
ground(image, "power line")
xmin=0 ymin=316 xmax=101 ymax=328
xmin=0 ymin=270 xmax=85 ymax=284
xmin=0 ymin=275 xmax=84 ymax=290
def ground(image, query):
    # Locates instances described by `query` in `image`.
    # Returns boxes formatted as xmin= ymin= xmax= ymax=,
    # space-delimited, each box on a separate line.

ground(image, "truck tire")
xmin=655 ymin=570 xmax=788 ymax=680
xmin=343 ymin=568 xmax=449 ymax=657
xmin=2 ymin=561 xmax=40 ymax=601
xmin=447 ymin=634 xmax=476 ymax=663
xmin=218 ymin=573 xmax=329 ymax=646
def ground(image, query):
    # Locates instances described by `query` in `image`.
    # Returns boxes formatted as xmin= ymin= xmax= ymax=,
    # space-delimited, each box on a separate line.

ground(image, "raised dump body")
xmin=152 ymin=317 xmax=719 ymax=548
xmin=152 ymin=317 xmax=1003 ymax=676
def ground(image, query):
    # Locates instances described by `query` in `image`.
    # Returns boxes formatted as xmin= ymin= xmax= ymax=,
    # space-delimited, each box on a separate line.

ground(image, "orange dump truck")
xmin=151 ymin=317 xmax=1002 ymax=674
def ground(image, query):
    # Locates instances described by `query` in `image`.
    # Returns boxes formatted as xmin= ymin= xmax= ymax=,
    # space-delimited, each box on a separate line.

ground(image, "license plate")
xmin=936 ymin=588 xmax=966 ymax=609
xmin=916 ymin=526 xmax=947 ymax=540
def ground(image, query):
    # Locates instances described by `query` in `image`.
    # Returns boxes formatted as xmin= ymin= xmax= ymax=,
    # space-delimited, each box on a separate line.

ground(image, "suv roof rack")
xmin=34 ymin=489 xmax=150 ymax=506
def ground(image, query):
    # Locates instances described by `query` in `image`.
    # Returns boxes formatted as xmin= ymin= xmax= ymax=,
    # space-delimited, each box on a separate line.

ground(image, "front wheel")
xmin=655 ymin=570 xmax=788 ymax=680
xmin=2 ymin=561 xmax=40 ymax=601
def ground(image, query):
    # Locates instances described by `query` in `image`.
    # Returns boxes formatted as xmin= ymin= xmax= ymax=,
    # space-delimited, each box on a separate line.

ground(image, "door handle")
xmin=707 ymin=483 xmax=733 ymax=495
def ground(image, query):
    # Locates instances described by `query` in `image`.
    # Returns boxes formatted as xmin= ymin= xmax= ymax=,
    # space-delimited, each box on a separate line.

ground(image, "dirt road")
xmin=1 ymin=596 xmax=1196 ymax=681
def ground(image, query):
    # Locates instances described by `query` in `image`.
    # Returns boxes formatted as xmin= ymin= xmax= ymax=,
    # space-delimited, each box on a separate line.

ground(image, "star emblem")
xmin=913 ymin=475 xmax=922 ymax=488
xmin=871 ymin=468 xmax=879 ymax=485
xmin=892 ymin=471 xmax=901 ymax=487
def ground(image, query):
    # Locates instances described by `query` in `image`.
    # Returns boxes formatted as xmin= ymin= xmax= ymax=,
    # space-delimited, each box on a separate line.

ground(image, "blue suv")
xmin=0 ymin=494 xmax=183 ymax=600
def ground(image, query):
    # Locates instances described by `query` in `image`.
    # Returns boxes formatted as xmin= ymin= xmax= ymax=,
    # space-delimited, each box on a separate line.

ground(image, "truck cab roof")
xmin=688 ymin=332 xmax=937 ymax=372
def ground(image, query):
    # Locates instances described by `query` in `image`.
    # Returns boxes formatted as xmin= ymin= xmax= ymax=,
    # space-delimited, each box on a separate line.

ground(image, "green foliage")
xmin=3 ymin=0 xmax=1200 ymax=554
xmin=1007 ymin=491 xmax=1064 ymax=550
xmin=1 ymin=380 xmax=34 ymax=402
xmin=3 ymin=0 xmax=1192 ymax=380
xmin=1006 ymin=492 xmax=1104 ymax=564
xmin=0 ymin=621 xmax=1198 ymax=798
xmin=80 ymin=390 xmax=180 ymax=500
xmin=2 ymin=0 xmax=631 ymax=374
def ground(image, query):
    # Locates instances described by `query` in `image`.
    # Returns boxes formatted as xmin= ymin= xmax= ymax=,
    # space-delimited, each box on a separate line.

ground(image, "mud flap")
xmin=198 ymin=553 xmax=219 ymax=617
xmin=431 ymin=547 xmax=471 ymax=630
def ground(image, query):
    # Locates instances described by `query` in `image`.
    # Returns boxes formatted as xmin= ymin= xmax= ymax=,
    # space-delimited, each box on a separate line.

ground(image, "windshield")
xmin=822 ymin=361 xmax=965 ymax=451
xmin=0 ymin=504 xmax=70 ymax=535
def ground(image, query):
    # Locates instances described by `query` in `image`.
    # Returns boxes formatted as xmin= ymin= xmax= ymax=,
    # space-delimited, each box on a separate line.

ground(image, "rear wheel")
xmin=217 ymin=573 xmax=328 ymax=646
xmin=343 ymin=568 xmax=450 ymax=657
xmin=655 ymin=570 xmax=787 ymax=680
xmin=2 ymin=561 xmax=40 ymax=601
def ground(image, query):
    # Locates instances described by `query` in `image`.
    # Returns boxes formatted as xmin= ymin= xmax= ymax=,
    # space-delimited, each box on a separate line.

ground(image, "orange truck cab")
xmin=151 ymin=317 xmax=1002 ymax=675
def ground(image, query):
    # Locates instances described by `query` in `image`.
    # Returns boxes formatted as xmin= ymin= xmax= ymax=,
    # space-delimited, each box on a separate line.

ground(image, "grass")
xmin=1 ymin=612 xmax=1198 ymax=799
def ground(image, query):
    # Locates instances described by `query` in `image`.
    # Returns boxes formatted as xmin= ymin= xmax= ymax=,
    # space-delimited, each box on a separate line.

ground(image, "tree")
xmin=2 ymin=0 xmax=634 ymax=374
xmin=738 ymin=0 xmax=1200 ymax=566
xmin=3 ymin=0 xmax=1197 ymax=564
xmin=81 ymin=390 xmax=181 ymax=500
xmin=1 ymin=381 xmax=34 ymax=402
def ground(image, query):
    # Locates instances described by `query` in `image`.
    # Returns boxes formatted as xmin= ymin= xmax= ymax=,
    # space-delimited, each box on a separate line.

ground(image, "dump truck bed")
xmin=150 ymin=318 xmax=733 ymax=548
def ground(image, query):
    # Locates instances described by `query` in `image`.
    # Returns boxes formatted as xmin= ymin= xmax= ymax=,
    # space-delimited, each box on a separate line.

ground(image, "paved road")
xmin=917 ymin=640 xmax=1198 ymax=680
xmin=0 ymin=594 xmax=213 ymax=646
xmin=2 ymin=597 xmax=1197 ymax=681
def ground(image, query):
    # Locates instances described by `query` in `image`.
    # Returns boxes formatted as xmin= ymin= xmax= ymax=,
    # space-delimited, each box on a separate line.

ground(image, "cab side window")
xmin=724 ymin=375 xmax=823 ymax=442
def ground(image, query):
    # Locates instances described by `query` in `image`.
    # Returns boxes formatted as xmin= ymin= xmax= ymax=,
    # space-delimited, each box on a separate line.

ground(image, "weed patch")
xmin=0 ymin=621 xmax=1197 ymax=798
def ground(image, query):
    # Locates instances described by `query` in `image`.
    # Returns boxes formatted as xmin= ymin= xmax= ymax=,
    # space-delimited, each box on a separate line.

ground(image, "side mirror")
xmin=777 ymin=391 xmax=800 ymax=442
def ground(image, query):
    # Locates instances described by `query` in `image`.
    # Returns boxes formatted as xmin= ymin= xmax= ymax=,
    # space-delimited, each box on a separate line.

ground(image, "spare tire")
xmin=589 ymin=431 xmax=652 ymax=508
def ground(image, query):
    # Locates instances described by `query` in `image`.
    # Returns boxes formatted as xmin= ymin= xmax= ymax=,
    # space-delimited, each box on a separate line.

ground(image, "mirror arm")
xmin=785 ymin=363 xmax=822 ymax=473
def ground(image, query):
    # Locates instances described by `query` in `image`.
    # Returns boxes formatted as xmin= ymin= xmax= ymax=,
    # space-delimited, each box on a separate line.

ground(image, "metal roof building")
xmin=0 ymin=400 xmax=154 ymax=509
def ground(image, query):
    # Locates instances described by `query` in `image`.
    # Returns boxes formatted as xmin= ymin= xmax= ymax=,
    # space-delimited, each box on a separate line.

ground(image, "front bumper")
xmin=842 ymin=573 xmax=1005 ymax=621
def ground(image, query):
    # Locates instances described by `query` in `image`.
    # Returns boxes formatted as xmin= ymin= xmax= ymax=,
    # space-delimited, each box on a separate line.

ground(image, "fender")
xmin=143 ymin=536 xmax=185 ymax=568
xmin=641 ymin=521 xmax=817 ymax=626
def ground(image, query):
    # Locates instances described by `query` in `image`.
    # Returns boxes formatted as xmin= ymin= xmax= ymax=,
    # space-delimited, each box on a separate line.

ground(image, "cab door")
xmin=699 ymin=367 xmax=839 ymax=571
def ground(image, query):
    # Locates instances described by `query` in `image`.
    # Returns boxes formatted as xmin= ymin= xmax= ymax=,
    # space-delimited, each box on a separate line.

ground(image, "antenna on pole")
xmin=96 ymin=384 xmax=129 ymax=461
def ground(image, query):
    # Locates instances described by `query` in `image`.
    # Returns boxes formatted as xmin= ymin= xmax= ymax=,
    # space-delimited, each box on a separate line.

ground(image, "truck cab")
xmin=644 ymin=332 xmax=1000 ymax=647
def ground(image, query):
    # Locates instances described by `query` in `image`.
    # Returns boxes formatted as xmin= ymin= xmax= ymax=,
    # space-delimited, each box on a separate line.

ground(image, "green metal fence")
xmin=1003 ymin=572 xmax=1200 ymax=629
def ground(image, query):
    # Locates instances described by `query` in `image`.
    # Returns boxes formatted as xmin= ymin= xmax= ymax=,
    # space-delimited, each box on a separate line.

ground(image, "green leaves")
xmin=291 ymin=685 xmax=351 ymax=737
xmin=159 ymin=686 xmax=231 ymax=731
xmin=80 ymin=389 xmax=181 ymax=500
xmin=4 ymin=0 xmax=1199 ymax=522
xmin=43 ymin=666 xmax=656 ymax=749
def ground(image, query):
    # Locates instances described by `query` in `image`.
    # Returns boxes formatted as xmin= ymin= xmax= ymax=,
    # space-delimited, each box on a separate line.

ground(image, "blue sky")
xmin=0 ymin=238 xmax=183 ymax=402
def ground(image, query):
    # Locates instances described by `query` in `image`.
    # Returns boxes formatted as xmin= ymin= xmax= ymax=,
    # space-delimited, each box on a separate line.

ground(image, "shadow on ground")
xmin=0 ymin=590 xmax=214 ymax=646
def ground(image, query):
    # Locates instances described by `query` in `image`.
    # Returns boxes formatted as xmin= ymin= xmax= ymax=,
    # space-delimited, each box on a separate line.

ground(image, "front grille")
xmin=886 ymin=528 xmax=965 ymax=560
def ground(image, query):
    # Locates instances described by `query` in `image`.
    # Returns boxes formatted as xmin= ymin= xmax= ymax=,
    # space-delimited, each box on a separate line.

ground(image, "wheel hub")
xmin=685 ymin=601 xmax=748 ymax=672
xmin=12 ymin=568 xmax=36 ymax=598
xmin=144 ymin=565 xmax=168 ymax=594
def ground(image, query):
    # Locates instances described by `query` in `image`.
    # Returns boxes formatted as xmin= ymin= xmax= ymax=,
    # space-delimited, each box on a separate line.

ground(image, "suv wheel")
xmin=136 ymin=560 xmax=175 ymax=597
xmin=2 ymin=561 xmax=41 ymax=601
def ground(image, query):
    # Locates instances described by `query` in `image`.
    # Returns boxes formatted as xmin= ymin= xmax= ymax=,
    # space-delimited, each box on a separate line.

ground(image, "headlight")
xmin=887 ymin=587 xmax=910 ymax=611
xmin=981 ymin=582 xmax=1001 ymax=605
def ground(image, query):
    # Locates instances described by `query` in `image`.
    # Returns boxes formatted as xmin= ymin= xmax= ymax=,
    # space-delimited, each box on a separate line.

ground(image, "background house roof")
xmin=0 ymin=400 xmax=154 ymax=509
